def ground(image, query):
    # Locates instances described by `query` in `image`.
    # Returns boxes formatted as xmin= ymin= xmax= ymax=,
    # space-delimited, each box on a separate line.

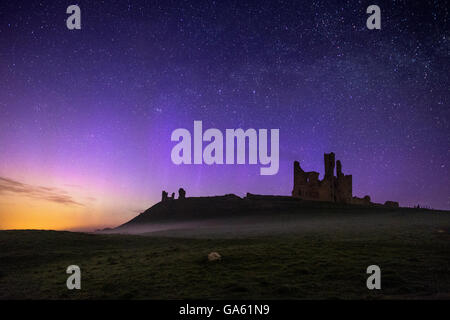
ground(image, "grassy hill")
xmin=116 ymin=194 xmax=442 ymax=233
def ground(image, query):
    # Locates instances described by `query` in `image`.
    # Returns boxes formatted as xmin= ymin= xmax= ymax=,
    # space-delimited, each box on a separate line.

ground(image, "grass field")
xmin=0 ymin=210 xmax=449 ymax=299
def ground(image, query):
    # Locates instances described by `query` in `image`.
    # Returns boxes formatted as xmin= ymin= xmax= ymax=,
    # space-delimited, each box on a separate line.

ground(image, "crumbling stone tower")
xmin=178 ymin=188 xmax=186 ymax=199
xmin=292 ymin=152 xmax=352 ymax=203
xmin=161 ymin=188 xmax=187 ymax=202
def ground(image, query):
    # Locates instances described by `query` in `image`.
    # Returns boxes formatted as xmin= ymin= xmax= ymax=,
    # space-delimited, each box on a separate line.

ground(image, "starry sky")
xmin=0 ymin=0 xmax=449 ymax=230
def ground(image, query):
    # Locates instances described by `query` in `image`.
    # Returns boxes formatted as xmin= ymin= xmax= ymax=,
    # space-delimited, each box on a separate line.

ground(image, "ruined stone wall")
xmin=351 ymin=195 xmax=371 ymax=206
xmin=292 ymin=161 xmax=331 ymax=201
xmin=384 ymin=200 xmax=399 ymax=208
xmin=292 ymin=153 xmax=353 ymax=204
xmin=335 ymin=160 xmax=352 ymax=203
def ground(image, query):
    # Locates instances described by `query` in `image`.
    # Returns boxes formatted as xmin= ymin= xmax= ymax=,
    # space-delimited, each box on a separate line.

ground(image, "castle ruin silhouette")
xmin=292 ymin=152 xmax=352 ymax=203
xmin=161 ymin=152 xmax=399 ymax=208
xmin=292 ymin=152 xmax=398 ymax=207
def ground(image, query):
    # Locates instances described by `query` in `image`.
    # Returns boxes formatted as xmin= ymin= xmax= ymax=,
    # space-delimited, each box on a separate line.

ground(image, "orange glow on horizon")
xmin=0 ymin=179 xmax=147 ymax=231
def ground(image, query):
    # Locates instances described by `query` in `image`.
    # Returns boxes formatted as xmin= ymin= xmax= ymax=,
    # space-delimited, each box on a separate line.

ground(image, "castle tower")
xmin=324 ymin=152 xmax=335 ymax=179
xmin=292 ymin=152 xmax=352 ymax=203
xmin=336 ymin=160 xmax=343 ymax=177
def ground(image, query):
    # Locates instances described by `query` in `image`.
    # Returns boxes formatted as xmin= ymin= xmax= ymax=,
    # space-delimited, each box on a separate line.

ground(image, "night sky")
xmin=0 ymin=0 xmax=449 ymax=230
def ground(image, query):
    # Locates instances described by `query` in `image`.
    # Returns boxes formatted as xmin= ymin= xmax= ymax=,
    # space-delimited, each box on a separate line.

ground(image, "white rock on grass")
xmin=208 ymin=252 xmax=221 ymax=261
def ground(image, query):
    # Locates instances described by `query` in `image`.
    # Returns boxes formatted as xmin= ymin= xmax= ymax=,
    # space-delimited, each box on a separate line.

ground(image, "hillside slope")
xmin=116 ymin=194 xmax=438 ymax=232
